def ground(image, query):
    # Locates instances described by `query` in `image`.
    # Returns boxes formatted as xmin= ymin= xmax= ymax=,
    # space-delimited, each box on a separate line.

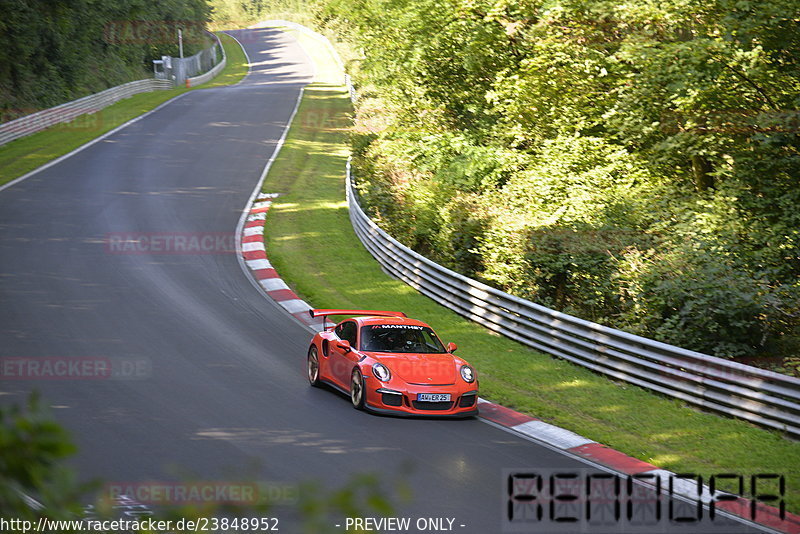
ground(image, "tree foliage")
xmin=315 ymin=0 xmax=800 ymax=362
xmin=0 ymin=394 xmax=84 ymax=519
xmin=1 ymin=395 xmax=407 ymax=529
xmin=0 ymin=0 xmax=210 ymax=115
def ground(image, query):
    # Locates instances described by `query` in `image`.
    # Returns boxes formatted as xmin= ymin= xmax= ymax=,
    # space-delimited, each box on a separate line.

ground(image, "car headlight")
xmin=372 ymin=363 xmax=391 ymax=382
xmin=460 ymin=365 xmax=475 ymax=383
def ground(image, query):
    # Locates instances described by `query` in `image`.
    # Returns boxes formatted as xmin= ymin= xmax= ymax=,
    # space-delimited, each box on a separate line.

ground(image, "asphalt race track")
xmin=0 ymin=28 xmax=766 ymax=533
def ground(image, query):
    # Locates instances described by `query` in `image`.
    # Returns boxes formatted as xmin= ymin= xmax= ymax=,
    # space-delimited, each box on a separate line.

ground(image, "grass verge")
xmin=261 ymin=27 xmax=800 ymax=513
xmin=0 ymin=32 xmax=248 ymax=187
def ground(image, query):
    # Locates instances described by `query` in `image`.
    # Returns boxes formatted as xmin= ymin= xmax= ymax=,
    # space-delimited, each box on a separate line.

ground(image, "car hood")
xmin=369 ymin=353 xmax=458 ymax=385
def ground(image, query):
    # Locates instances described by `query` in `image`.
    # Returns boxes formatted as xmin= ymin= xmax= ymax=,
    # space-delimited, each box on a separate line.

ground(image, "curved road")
xmin=0 ymin=29 xmax=762 ymax=533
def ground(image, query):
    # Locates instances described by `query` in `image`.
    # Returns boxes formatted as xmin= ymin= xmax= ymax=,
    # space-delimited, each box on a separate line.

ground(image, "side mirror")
xmin=446 ymin=342 xmax=457 ymax=353
xmin=336 ymin=340 xmax=352 ymax=353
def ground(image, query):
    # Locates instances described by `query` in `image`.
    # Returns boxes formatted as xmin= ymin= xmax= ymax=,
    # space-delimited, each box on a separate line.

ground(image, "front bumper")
xmin=364 ymin=404 xmax=479 ymax=418
xmin=364 ymin=384 xmax=479 ymax=418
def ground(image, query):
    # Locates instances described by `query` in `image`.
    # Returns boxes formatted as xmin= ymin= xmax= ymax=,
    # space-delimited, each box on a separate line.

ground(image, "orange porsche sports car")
xmin=306 ymin=309 xmax=479 ymax=417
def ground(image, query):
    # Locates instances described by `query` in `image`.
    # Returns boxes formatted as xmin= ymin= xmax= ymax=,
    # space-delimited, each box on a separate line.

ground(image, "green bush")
xmin=321 ymin=0 xmax=800 ymax=365
xmin=0 ymin=0 xmax=210 ymax=114
xmin=616 ymin=246 xmax=769 ymax=357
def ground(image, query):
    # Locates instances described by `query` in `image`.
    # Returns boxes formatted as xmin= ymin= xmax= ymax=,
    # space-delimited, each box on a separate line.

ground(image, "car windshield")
xmin=360 ymin=324 xmax=447 ymax=354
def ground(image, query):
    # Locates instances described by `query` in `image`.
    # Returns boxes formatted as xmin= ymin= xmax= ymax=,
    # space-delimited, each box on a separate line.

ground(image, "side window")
xmin=335 ymin=321 xmax=357 ymax=346
xmin=342 ymin=322 xmax=357 ymax=345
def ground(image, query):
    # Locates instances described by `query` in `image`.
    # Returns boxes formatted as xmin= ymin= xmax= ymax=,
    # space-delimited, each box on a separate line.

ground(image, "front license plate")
xmin=417 ymin=393 xmax=451 ymax=402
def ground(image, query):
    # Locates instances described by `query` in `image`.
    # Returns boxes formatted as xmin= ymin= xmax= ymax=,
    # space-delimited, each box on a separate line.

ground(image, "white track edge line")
xmin=223 ymin=31 xmax=252 ymax=87
xmin=233 ymin=84 xmax=313 ymax=334
xmin=0 ymin=31 xmax=250 ymax=195
xmin=232 ymin=27 xmax=320 ymax=334
xmin=0 ymin=92 xmax=192 ymax=194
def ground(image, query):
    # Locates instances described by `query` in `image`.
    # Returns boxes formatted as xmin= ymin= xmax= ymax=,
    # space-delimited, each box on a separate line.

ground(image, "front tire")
xmin=307 ymin=346 xmax=320 ymax=387
xmin=350 ymin=368 xmax=365 ymax=410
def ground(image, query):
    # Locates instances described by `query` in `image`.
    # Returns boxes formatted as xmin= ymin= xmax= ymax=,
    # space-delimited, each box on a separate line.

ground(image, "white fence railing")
xmin=186 ymin=32 xmax=227 ymax=87
xmin=346 ymin=160 xmax=800 ymax=438
xmin=1 ymin=32 xmax=227 ymax=147
xmin=0 ymin=79 xmax=172 ymax=146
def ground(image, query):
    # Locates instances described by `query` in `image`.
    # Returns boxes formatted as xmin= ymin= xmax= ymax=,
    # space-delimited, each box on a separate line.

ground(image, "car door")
xmin=330 ymin=320 xmax=359 ymax=388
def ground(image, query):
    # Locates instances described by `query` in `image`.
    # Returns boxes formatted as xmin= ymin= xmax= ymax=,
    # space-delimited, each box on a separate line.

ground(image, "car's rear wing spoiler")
xmin=309 ymin=309 xmax=407 ymax=330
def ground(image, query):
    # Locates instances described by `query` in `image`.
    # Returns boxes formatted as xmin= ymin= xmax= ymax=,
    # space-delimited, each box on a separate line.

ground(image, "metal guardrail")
xmin=1 ymin=32 xmax=227 ymax=146
xmin=0 ymin=79 xmax=172 ymax=146
xmin=186 ymin=33 xmax=226 ymax=87
xmin=346 ymin=160 xmax=800 ymax=438
xmin=174 ymin=32 xmax=224 ymax=86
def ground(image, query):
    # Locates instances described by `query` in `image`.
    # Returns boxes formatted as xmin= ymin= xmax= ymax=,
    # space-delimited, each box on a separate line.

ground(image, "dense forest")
xmin=308 ymin=0 xmax=800 ymax=366
xmin=0 ymin=0 xmax=210 ymax=117
xmin=207 ymin=0 xmax=307 ymax=25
